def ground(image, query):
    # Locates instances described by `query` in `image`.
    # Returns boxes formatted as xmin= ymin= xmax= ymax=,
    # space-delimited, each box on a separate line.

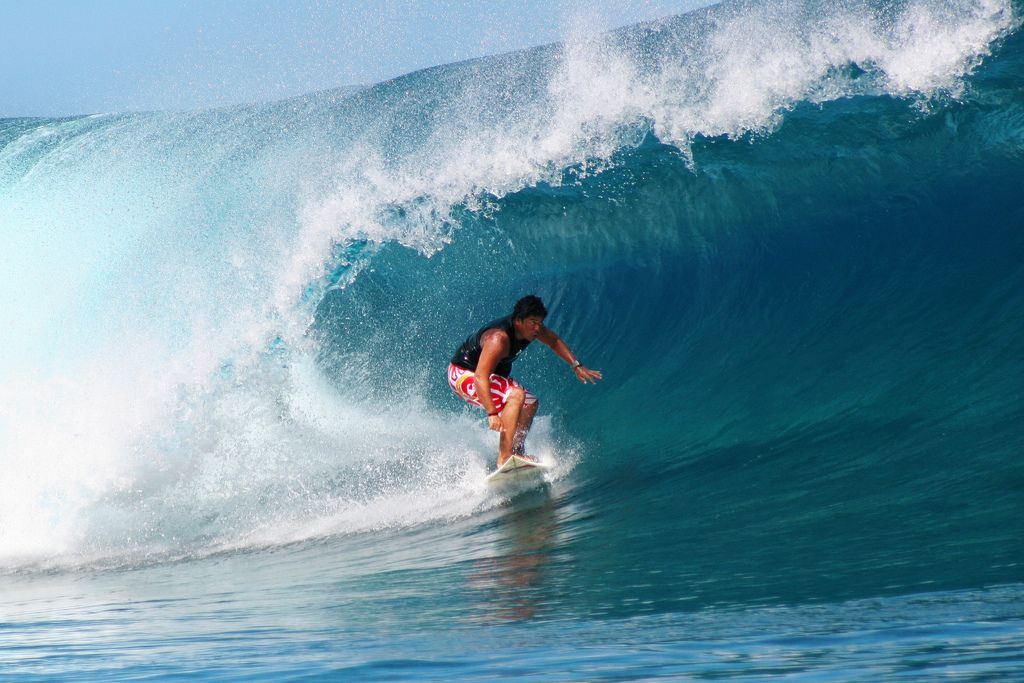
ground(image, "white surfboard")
xmin=485 ymin=455 xmax=551 ymax=485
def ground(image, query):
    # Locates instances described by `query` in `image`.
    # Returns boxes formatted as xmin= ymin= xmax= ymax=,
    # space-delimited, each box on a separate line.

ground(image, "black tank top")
xmin=451 ymin=315 xmax=531 ymax=377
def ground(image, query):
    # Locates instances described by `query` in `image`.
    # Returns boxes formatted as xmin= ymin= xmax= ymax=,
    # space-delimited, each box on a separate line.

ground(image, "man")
xmin=448 ymin=295 xmax=602 ymax=467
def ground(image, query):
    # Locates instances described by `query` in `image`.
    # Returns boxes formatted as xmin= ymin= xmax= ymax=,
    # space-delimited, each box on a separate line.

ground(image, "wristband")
xmin=572 ymin=360 xmax=582 ymax=369
xmin=488 ymin=410 xmax=499 ymax=417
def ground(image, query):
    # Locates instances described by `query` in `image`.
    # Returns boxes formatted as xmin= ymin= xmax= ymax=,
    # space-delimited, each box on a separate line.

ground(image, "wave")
xmin=0 ymin=0 xmax=1020 ymax=576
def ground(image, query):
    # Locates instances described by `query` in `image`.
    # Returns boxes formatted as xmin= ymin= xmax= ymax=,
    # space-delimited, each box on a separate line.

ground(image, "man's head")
xmin=512 ymin=295 xmax=547 ymax=341
xmin=513 ymin=295 xmax=547 ymax=321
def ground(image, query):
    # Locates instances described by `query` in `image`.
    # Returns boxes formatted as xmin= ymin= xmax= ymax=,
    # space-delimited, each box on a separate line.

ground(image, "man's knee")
xmin=507 ymin=386 xmax=526 ymax=406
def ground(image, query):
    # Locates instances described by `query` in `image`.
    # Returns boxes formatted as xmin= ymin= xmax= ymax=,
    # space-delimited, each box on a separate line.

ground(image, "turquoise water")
xmin=2 ymin=0 xmax=1024 ymax=679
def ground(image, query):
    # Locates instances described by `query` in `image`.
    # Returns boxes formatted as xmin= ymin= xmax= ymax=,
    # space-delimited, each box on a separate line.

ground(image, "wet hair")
xmin=513 ymin=295 xmax=547 ymax=320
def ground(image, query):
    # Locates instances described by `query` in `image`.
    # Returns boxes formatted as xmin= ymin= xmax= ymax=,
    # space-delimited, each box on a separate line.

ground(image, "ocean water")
xmin=3 ymin=0 xmax=1024 ymax=679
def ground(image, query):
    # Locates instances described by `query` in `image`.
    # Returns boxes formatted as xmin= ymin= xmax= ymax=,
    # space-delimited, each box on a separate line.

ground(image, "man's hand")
xmin=488 ymin=415 xmax=503 ymax=432
xmin=574 ymin=365 xmax=603 ymax=384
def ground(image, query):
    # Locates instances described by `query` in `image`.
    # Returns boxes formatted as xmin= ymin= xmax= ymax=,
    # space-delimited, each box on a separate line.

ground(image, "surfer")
xmin=448 ymin=295 xmax=602 ymax=467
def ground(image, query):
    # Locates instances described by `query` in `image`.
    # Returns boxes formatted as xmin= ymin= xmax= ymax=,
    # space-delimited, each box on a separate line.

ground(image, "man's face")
xmin=515 ymin=315 xmax=544 ymax=341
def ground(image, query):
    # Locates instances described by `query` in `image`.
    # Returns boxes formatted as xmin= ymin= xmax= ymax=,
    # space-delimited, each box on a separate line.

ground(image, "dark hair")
xmin=513 ymin=295 xmax=547 ymax=320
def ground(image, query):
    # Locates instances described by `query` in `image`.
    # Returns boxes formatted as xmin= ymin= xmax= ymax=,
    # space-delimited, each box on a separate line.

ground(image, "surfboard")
xmin=485 ymin=455 xmax=550 ymax=485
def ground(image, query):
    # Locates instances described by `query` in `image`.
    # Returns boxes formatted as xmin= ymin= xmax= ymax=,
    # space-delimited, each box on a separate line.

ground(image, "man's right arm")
xmin=475 ymin=330 xmax=509 ymax=431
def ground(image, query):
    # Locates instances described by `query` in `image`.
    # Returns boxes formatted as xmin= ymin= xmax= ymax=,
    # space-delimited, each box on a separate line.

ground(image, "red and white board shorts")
xmin=448 ymin=362 xmax=537 ymax=415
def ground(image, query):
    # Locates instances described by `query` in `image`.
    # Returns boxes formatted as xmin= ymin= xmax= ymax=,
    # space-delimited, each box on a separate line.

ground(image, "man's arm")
xmin=476 ymin=329 xmax=510 ymax=431
xmin=537 ymin=325 xmax=603 ymax=384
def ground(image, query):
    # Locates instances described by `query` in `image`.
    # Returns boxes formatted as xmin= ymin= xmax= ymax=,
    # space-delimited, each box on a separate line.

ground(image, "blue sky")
xmin=1 ymin=0 xmax=708 ymax=117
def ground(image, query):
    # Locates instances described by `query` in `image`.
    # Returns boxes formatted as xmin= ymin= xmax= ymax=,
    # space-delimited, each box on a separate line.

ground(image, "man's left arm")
xmin=537 ymin=326 xmax=603 ymax=385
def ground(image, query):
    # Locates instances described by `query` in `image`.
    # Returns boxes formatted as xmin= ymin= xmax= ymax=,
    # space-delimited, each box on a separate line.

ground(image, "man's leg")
xmin=511 ymin=400 xmax=537 ymax=456
xmin=497 ymin=387 xmax=526 ymax=467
